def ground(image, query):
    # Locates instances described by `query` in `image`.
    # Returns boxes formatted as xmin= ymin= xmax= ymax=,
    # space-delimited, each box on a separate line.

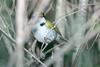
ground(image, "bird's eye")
xmin=40 ymin=22 xmax=45 ymax=26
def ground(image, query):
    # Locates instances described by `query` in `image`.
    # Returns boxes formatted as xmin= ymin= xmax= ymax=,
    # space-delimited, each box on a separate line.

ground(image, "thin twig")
xmin=44 ymin=42 xmax=65 ymax=55
xmin=71 ymin=31 xmax=98 ymax=67
xmin=0 ymin=28 xmax=47 ymax=67
xmin=39 ymin=43 xmax=75 ymax=67
xmin=24 ymin=48 xmax=47 ymax=67
xmin=89 ymin=33 xmax=99 ymax=50
xmin=53 ymin=3 xmax=100 ymax=28
xmin=0 ymin=28 xmax=15 ymax=48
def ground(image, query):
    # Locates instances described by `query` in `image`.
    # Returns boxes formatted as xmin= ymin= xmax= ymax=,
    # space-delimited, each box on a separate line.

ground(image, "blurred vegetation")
xmin=0 ymin=0 xmax=100 ymax=67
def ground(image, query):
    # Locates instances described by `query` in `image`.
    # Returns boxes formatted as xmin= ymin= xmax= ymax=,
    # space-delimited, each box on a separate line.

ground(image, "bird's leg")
xmin=41 ymin=36 xmax=49 ymax=52
xmin=42 ymin=43 xmax=48 ymax=52
xmin=40 ymin=43 xmax=45 ymax=59
xmin=41 ymin=42 xmax=45 ymax=51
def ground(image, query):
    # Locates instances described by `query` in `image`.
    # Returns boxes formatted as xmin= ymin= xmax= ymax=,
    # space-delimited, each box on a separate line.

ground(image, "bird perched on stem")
xmin=32 ymin=17 xmax=66 ymax=52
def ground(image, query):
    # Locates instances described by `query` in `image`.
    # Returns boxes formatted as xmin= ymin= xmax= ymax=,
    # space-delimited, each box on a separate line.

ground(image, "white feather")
xmin=33 ymin=17 xmax=57 ymax=43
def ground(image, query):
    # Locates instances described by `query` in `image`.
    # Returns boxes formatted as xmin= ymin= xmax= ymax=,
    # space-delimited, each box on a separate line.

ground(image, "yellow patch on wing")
xmin=45 ymin=20 xmax=61 ymax=35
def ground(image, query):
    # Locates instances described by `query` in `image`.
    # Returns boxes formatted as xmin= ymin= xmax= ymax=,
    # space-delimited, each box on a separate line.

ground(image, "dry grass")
xmin=0 ymin=0 xmax=100 ymax=67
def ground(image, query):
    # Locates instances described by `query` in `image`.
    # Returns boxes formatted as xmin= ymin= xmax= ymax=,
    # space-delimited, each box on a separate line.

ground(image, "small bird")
xmin=32 ymin=17 xmax=61 ymax=43
xmin=32 ymin=17 xmax=61 ymax=52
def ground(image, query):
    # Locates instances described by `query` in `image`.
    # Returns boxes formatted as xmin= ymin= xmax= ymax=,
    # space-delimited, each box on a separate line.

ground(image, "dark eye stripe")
xmin=40 ymin=23 xmax=45 ymax=26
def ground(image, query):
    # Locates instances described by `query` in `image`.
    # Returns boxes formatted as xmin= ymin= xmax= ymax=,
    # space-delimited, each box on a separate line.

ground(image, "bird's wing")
xmin=45 ymin=20 xmax=61 ymax=35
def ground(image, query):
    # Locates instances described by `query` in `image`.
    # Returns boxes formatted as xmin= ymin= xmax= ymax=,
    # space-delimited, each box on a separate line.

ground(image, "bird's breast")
xmin=34 ymin=26 xmax=57 ymax=43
